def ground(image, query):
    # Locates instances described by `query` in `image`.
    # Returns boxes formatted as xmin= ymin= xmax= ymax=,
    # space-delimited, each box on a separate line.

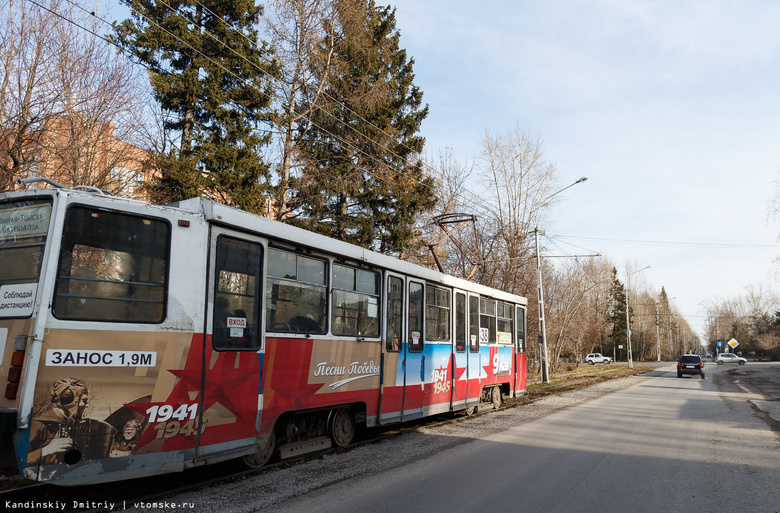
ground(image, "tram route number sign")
xmin=45 ymin=349 xmax=157 ymax=367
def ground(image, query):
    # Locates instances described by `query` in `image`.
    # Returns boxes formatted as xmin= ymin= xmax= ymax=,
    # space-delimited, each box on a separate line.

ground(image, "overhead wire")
xmin=49 ymin=0 xmax=434 ymax=212
xmin=31 ymin=0 xmax=550 ymax=244
xmin=121 ymin=0 xmax=503 ymax=219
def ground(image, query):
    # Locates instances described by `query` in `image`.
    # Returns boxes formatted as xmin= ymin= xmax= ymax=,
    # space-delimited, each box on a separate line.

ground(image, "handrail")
xmin=16 ymin=177 xmax=65 ymax=189
xmin=15 ymin=177 xmax=114 ymax=196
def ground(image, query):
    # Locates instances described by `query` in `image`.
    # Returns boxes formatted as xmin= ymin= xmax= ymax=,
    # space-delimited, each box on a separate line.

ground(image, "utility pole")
xmin=535 ymin=227 xmax=549 ymax=383
xmin=655 ymin=302 xmax=661 ymax=361
xmin=625 ymin=266 xmax=650 ymax=369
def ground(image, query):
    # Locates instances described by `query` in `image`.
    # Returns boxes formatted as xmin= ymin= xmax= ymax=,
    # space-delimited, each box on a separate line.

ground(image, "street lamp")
xmin=535 ymin=177 xmax=588 ymax=384
xmin=625 ymin=266 xmax=650 ymax=369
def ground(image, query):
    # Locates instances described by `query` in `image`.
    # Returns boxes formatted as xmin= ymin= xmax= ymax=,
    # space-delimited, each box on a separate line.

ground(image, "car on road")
xmin=585 ymin=353 xmax=612 ymax=365
xmin=677 ymin=354 xmax=705 ymax=379
xmin=716 ymin=353 xmax=747 ymax=365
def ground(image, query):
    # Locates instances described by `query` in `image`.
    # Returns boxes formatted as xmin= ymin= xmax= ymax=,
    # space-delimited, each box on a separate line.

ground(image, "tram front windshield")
xmin=0 ymin=199 xmax=52 ymax=317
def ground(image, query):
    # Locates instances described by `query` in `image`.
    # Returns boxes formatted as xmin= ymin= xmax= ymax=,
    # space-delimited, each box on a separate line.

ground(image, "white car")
xmin=716 ymin=353 xmax=747 ymax=365
xmin=585 ymin=353 xmax=612 ymax=365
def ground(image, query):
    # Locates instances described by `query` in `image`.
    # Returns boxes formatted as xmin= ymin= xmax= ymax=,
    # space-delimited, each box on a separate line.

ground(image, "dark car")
xmin=677 ymin=354 xmax=705 ymax=379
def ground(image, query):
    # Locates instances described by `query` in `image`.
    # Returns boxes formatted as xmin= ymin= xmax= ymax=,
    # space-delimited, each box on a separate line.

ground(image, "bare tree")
xmin=703 ymin=284 xmax=780 ymax=358
xmin=1 ymin=0 xmax=150 ymax=195
xmin=409 ymin=148 xmax=483 ymax=277
xmin=1 ymin=0 xmax=60 ymax=190
xmin=261 ymin=0 xmax=341 ymax=219
xmin=475 ymin=121 xmax=559 ymax=294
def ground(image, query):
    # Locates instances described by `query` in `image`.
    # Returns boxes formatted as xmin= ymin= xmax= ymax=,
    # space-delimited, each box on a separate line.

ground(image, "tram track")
xmin=1 ymin=365 xmax=656 ymax=512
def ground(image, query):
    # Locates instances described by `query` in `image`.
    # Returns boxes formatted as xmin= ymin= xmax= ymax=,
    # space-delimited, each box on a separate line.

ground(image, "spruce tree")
xmin=608 ymin=267 xmax=628 ymax=359
xmin=113 ymin=0 xmax=278 ymax=213
xmin=292 ymin=0 xmax=436 ymax=254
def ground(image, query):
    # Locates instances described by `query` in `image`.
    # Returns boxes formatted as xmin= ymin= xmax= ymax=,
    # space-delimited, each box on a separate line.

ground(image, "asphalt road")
xmin=155 ymin=363 xmax=780 ymax=513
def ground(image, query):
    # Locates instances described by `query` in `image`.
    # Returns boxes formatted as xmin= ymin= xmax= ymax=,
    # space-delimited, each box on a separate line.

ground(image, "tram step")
xmin=278 ymin=436 xmax=332 ymax=459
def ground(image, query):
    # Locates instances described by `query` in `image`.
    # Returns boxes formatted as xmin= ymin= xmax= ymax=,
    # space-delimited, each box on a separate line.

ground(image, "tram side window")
xmin=213 ymin=237 xmax=261 ymax=350
xmin=386 ymin=276 xmax=403 ymax=352
xmin=480 ymin=298 xmax=497 ymax=344
xmin=516 ymin=306 xmax=526 ymax=353
xmin=332 ymin=264 xmax=379 ymax=338
xmin=266 ymin=248 xmax=327 ymax=334
xmin=469 ymin=296 xmax=479 ymax=352
xmin=497 ymin=301 xmax=513 ymax=344
xmin=455 ymin=293 xmax=466 ymax=353
xmin=53 ymin=207 xmax=169 ymax=322
xmin=425 ymin=286 xmax=450 ymax=341
xmin=408 ymin=282 xmax=424 ymax=352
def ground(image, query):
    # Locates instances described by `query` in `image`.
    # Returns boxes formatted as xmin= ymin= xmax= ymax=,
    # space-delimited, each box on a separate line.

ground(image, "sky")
xmin=104 ymin=0 xmax=780 ymax=340
xmin=385 ymin=0 xmax=780 ymax=339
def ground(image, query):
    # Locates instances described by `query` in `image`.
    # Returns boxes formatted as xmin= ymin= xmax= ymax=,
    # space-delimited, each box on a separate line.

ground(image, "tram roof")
xmin=0 ymin=188 xmax=526 ymax=306
xmin=178 ymin=198 xmax=527 ymax=306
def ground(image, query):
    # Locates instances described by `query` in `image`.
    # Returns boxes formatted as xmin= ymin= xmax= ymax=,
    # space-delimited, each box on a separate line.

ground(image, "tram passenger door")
xmin=451 ymin=291 xmax=469 ymax=409
xmin=379 ymin=274 xmax=405 ymax=424
xmin=515 ymin=306 xmax=527 ymax=394
xmin=378 ymin=275 xmax=424 ymax=422
xmin=465 ymin=294 xmax=482 ymax=410
xmin=402 ymin=280 xmax=425 ymax=420
xmin=196 ymin=228 xmax=265 ymax=459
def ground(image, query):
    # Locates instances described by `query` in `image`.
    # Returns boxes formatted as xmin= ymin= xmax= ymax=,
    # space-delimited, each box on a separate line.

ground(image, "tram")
xmin=0 ymin=179 xmax=527 ymax=485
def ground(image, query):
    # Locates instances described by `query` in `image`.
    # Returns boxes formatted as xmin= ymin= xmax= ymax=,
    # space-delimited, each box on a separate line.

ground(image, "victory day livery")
xmin=0 ymin=178 xmax=528 ymax=485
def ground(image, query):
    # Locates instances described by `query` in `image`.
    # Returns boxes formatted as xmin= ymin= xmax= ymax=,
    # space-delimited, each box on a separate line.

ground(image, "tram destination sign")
xmin=0 ymin=204 xmax=51 ymax=240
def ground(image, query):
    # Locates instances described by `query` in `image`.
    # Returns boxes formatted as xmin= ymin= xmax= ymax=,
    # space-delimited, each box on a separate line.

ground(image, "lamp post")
xmin=535 ymin=177 xmax=588 ymax=384
xmin=625 ymin=266 xmax=650 ymax=369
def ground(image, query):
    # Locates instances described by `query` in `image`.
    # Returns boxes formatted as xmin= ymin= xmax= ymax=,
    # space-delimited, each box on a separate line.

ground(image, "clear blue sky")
xmin=106 ymin=1 xmax=780 ymax=339
xmin=390 ymin=0 xmax=780 ymax=338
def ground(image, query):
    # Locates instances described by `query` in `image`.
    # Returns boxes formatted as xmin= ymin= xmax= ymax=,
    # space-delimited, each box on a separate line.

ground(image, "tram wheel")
xmin=491 ymin=387 xmax=502 ymax=410
xmin=330 ymin=408 xmax=356 ymax=447
xmin=464 ymin=405 xmax=477 ymax=416
xmin=241 ymin=430 xmax=276 ymax=469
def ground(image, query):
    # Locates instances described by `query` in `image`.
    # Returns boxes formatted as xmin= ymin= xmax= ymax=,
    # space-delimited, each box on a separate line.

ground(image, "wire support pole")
xmin=535 ymin=227 xmax=550 ymax=384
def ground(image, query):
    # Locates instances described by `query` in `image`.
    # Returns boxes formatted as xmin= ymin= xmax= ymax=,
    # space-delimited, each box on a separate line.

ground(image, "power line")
xmin=560 ymin=234 xmax=779 ymax=248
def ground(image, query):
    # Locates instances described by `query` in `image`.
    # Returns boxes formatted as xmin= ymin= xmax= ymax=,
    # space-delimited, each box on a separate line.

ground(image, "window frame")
xmin=408 ymin=281 xmax=424 ymax=353
xmin=212 ymin=235 xmax=262 ymax=351
xmin=265 ymin=247 xmax=328 ymax=335
xmin=331 ymin=263 xmax=380 ymax=338
xmin=51 ymin=204 xmax=170 ymax=323
xmin=424 ymin=284 xmax=451 ymax=342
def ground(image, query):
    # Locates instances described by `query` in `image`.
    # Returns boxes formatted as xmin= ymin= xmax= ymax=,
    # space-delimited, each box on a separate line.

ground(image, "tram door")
xmin=196 ymin=228 xmax=265 ymax=459
xmin=515 ymin=305 xmax=527 ymax=394
xmin=403 ymin=280 xmax=425 ymax=419
xmin=379 ymin=273 xmax=405 ymax=424
xmin=451 ymin=291 xmax=469 ymax=408
xmin=378 ymin=274 xmax=425 ymax=422
xmin=465 ymin=294 xmax=482 ymax=410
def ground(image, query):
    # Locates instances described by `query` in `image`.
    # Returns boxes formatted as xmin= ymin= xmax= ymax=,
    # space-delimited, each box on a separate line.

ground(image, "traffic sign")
xmin=717 ymin=341 xmax=723 ymax=348
xmin=728 ymin=338 xmax=739 ymax=348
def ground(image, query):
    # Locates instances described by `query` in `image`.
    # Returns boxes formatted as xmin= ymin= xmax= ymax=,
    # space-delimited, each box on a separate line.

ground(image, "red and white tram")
xmin=0 ymin=180 xmax=527 ymax=485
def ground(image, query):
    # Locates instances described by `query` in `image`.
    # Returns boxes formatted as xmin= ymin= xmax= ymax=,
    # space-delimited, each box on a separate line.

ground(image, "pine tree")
xmin=113 ymin=0 xmax=278 ymax=212
xmin=291 ymin=0 xmax=436 ymax=253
